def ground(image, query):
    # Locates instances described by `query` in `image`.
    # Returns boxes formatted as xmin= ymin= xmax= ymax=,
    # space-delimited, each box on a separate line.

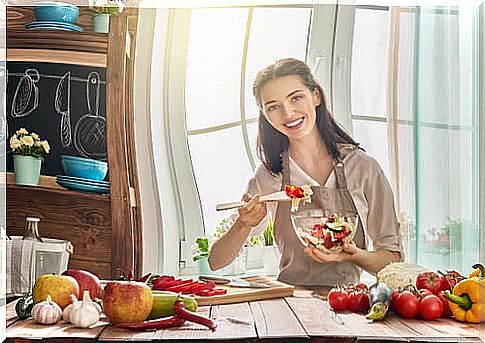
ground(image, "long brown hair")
xmin=253 ymin=58 xmax=360 ymax=175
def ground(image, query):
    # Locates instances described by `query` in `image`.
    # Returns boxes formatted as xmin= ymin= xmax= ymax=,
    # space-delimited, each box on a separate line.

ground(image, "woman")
xmin=209 ymin=58 xmax=402 ymax=286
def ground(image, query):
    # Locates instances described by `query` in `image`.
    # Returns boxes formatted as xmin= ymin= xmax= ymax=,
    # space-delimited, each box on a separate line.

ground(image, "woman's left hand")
xmin=303 ymin=242 xmax=358 ymax=263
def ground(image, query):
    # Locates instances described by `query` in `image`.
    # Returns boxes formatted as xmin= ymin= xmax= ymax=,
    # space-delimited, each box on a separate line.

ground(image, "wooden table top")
xmin=5 ymin=290 xmax=483 ymax=342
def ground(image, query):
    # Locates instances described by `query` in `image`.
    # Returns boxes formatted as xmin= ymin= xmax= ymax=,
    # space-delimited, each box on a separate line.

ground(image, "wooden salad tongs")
xmin=216 ymin=191 xmax=290 ymax=211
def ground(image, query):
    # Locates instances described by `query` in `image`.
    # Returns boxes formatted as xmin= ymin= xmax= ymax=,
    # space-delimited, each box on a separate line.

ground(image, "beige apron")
xmin=274 ymin=150 xmax=366 ymax=286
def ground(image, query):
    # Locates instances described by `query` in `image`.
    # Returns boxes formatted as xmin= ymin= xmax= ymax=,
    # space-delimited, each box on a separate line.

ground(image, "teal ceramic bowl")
xmin=34 ymin=2 xmax=79 ymax=24
xmin=61 ymin=155 xmax=108 ymax=181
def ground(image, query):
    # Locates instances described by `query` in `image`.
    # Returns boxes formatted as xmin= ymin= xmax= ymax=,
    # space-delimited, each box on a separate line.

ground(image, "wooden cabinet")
xmin=5 ymin=7 xmax=142 ymax=280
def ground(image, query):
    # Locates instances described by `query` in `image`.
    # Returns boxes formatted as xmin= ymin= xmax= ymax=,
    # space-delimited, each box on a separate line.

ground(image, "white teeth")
xmin=285 ymin=118 xmax=303 ymax=128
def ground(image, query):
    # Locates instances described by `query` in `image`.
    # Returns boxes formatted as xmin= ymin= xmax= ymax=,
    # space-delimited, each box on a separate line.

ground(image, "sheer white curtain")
xmin=395 ymin=6 xmax=480 ymax=273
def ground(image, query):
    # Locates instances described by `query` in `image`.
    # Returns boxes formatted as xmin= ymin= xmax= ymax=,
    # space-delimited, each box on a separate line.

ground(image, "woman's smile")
xmin=284 ymin=117 xmax=305 ymax=130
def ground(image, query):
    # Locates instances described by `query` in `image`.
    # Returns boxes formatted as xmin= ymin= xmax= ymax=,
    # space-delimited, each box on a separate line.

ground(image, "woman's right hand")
xmin=237 ymin=193 xmax=267 ymax=227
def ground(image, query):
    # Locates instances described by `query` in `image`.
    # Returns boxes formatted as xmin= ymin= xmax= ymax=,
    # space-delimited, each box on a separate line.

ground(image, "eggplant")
xmin=366 ymin=282 xmax=391 ymax=321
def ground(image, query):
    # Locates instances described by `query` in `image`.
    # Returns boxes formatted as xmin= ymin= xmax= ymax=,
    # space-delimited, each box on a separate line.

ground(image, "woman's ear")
xmin=312 ymin=88 xmax=321 ymax=106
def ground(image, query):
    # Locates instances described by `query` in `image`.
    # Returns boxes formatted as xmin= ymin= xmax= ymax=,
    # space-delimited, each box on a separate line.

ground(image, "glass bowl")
xmin=291 ymin=209 xmax=358 ymax=253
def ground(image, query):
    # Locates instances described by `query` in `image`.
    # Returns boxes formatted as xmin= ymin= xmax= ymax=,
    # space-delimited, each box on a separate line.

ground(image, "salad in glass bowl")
xmin=291 ymin=209 xmax=358 ymax=253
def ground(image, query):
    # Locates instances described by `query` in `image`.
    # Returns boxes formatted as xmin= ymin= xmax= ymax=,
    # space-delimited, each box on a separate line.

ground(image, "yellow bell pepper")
xmin=469 ymin=267 xmax=480 ymax=278
xmin=444 ymin=264 xmax=485 ymax=323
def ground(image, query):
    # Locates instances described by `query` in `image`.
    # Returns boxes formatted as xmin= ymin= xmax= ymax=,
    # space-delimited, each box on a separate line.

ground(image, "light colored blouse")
xmin=241 ymin=145 xmax=404 ymax=255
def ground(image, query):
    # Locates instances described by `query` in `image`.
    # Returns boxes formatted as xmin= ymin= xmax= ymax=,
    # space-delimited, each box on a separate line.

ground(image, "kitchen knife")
xmin=199 ymin=275 xmax=270 ymax=288
xmin=216 ymin=191 xmax=290 ymax=211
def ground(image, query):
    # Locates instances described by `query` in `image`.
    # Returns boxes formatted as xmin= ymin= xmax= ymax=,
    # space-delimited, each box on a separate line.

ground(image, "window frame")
xmin=163 ymin=5 xmax=340 ymax=274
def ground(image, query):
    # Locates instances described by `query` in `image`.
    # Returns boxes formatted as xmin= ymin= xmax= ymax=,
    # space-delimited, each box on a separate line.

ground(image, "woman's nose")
xmin=280 ymin=103 xmax=295 ymax=117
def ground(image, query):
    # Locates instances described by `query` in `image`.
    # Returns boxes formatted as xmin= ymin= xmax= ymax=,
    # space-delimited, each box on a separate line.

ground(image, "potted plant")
xmin=10 ymin=128 xmax=50 ymax=186
xmin=88 ymin=0 xmax=124 ymax=33
xmin=192 ymin=218 xmax=249 ymax=276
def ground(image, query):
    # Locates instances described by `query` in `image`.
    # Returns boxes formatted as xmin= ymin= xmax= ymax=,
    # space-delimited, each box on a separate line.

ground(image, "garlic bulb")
xmin=31 ymin=295 xmax=62 ymax=325
xmin=62 ymin=294 xmax=80 ymax=322
xmin=69 ymin=290 xmax=100 ymax=328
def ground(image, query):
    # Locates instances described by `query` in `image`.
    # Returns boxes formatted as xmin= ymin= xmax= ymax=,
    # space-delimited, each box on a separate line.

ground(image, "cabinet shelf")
xmin=7 ymin=29 xmax=108 ymax=54
xmin=6 ymin=173 xmax=110 ymax=202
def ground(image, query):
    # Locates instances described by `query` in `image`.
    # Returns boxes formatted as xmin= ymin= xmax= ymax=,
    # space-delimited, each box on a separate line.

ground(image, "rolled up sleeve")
xmin=364 ymin=162 xmax=404 ymax=259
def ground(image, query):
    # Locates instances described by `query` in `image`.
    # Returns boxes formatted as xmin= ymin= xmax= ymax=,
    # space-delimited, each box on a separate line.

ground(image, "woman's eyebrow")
xmin=263 ymin=99 xmax=277 ymax=107
xmin=263 ymin=89 xmax=304 ymax=107
xmin=286 ymin=90 xmax=303 ymax=98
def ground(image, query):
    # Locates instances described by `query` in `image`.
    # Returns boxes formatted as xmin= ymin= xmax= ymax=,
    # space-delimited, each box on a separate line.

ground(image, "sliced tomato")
xmin=285 ymin=185 xmax=304 ymax=198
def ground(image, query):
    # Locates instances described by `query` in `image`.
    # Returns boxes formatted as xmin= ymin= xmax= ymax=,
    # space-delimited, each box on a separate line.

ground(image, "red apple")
xmin=102 ymin=280 xmax=153 ymax=324
xmin=62 ymin=269 xmax=103 ymax=300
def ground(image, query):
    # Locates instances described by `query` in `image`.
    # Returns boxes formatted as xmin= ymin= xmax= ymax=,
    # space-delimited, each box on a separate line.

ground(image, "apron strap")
xmin=281 ymin=151 xmax=290 ymax=191
xmin=334 ymin=159 xmax=347 ymax=189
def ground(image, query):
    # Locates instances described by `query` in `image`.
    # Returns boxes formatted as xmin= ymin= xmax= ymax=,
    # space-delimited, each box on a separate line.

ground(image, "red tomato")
xmin=354 ymin=282 xmax=368 ymax=292
xmin=389 ymin=289 xmax=400 ymax=312
xmin=439 ymin=271 xmax=466 ymax=292
xmin=418 ymin=294 xmax=443 ymax=321
xmin=327 ymin=288 xmax=349 ymax=312
xmin=436 ymin=291 xmax=452 ymax=318
xmin=395 ymin=291 xmax=419 ymax=319
xmin=419 ymin=288 xmax=433 ymax=298
xmin=416 ymin=271 xmax=442 ymax=294
xmin=347 ymin=290 xmax=370 ymax=313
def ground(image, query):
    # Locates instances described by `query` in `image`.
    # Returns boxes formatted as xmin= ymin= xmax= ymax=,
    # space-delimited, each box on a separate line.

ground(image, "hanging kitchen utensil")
xmin=54 ymin=71 xmax=72 ymax=148
xmin=11 ymin=68 xmax=40 ymax=118
xmin=74 ymin=72 xmax=107 ymax=160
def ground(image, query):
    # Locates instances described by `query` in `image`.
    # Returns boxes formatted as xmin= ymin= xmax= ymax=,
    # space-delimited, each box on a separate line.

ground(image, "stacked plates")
xmin=57 ymin=155 xmax=109 ymax=194
xmin=56 ymin=175 xmax=109 ymax=194
xmin=25 ymin=21 xmax=83 ymax=32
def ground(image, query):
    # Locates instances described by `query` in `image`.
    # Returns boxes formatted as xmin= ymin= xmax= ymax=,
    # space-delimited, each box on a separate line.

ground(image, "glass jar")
xmin=22 ymin=216 xmax=43 ymax=242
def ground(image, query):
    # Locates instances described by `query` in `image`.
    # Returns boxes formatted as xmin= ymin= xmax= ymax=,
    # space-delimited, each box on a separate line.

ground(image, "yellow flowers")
xmin=88 ymin=0 xmax=124 ymax=15
xmin=10 ymin=128 xmax=50 ymax=158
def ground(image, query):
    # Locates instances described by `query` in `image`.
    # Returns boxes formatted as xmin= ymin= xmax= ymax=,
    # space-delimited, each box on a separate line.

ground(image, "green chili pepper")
xmin=15 ymin=293 xmax=34 ymax=319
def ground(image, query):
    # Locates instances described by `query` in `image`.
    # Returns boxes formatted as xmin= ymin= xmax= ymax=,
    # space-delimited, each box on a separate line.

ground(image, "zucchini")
xmin=149 ymin=291 xmax=198 ymax=319
xmin=15 ymin=293 xmax=34 ymax=320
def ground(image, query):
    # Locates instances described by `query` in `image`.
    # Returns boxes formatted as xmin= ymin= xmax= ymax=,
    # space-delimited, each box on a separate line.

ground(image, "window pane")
xmin=397 ymin=10 xmax=416 ymax=121
xmin=188 ymin=127 xmax=254 ymax=237
xmin=351 ymin=8 xmax=390 ymax=118
xmin=246 ymin=121 xmax=259 ymax=164
xmin=185 ymin=8 xmax=248 ymax=131
xmin=397 ymin=124 xmax=416 ymax=262
xmin=245 ymin=8 xmax=312 ymax=119
xmin=415 ymin=9 xmax=473 ymax=127
xmin=352 ymin=119 xmax=391 ymax=180
xmin=416 ymin=127 xmax=477 ymax=271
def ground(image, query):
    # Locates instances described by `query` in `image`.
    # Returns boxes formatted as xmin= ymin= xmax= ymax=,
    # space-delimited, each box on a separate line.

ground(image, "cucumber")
xmin=149 ymin=291 xmax=198 ymax=319
xmin=328 ymin=225 xmax=343 ymax=232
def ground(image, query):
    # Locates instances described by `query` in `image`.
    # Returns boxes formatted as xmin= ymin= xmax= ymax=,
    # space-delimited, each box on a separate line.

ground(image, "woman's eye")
xmin=292 ymin=95 xmax=302 ymax=102
xmin=267 ymin=104 xmax=279 ymax=112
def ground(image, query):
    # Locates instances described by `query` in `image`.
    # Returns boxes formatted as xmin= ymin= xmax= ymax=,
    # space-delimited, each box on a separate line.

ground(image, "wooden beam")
xmin=7 ymin=48 xmax=107 ymax=67
xmin=107 ymin=13 xmax=134 ymax=278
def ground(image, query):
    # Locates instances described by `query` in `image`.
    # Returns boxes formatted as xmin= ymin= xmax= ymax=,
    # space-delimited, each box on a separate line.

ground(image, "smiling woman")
xmin=208 ymin=58 xmax=402 ymax=286
xmin=133 ymin=4 xmax=483 ymax=278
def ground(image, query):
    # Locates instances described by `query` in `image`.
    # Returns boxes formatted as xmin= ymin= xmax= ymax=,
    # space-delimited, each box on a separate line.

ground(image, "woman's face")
xmin=259 ymin=75 xmax=321 ymax=142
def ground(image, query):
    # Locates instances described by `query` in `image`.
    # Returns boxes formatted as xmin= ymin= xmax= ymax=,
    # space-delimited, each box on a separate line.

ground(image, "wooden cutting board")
xmin=194 ymin=275 xmax=294 ymax=306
